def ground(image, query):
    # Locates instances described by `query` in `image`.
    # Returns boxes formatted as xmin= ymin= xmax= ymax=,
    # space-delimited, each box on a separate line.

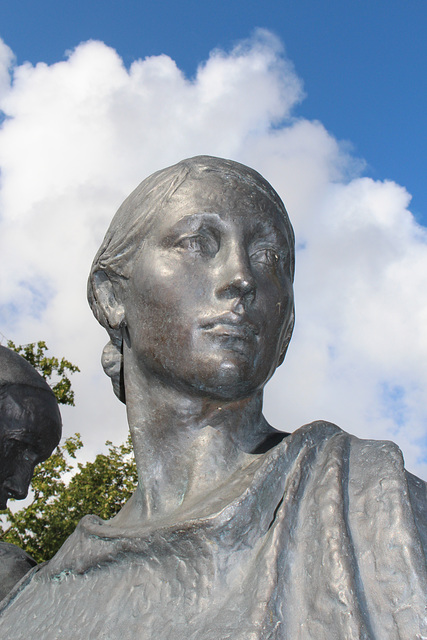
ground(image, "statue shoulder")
xmin=0 ymin=542 xmax=36 ymax=602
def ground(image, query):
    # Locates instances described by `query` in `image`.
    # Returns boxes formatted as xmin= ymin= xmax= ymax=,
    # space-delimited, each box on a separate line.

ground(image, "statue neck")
xmin=122 ymin=351 xmax=276 ymax=523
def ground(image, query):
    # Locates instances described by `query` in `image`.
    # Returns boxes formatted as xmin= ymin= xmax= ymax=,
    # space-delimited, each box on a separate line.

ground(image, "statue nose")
xmin=227 ymin=275 xmax=255 ymax=302
xmin=216 ymin=247 xmax=256 ymax=303
xmin=3 ymin=479 xmax=29 ymax=501
xmin=3 ymin=466 xmax=34 ymax=500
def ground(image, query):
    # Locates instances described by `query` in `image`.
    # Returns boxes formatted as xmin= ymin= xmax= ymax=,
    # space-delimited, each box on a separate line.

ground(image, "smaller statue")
xmin=0 ymin=345 xmax=62 ymax=600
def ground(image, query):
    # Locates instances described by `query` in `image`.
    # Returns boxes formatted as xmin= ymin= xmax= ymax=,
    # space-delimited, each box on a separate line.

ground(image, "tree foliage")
xmin=1 ymin=435 xmax=137 ymax=563
xmin=7 ymin=340 xmax=80 ymax=406
xmin=0 ymin=341 xmax=137 ymax=563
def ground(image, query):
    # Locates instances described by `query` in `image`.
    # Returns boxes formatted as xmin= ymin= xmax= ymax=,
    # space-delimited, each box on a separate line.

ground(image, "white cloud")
xmin=0 ymin=30 xmax=426 ymax=478
xmin=266 ymin=177 xmax=427 ymax=473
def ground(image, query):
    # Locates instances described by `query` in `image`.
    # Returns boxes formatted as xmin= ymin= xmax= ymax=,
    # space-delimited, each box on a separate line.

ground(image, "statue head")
xmin=0 ymin=346 xmax=62 ymax=510
xmin=88 ymin=156 xmax=295 ymax=403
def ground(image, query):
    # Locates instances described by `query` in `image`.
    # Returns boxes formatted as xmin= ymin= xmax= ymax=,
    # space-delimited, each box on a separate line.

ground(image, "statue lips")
xmin=201 ymin=312 xmax=259 ymax=355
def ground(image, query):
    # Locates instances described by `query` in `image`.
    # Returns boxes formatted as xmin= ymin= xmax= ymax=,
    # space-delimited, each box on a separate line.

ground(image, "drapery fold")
xmin=1 ymin=422 xmax=426 ymax=639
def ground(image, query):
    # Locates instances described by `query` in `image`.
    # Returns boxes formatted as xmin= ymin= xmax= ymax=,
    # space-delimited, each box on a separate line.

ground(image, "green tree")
xmin=0 ymin=341 xmax=138 ymax=562
xmin=7 ymin=340 xmax=80 ymax=405
xmin=1 ymin=435 xmax=137 ymax=562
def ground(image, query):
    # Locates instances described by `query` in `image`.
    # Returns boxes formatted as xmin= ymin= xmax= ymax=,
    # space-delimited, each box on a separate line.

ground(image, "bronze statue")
xmin=0 ymin=157 xmax=425 ymax=638
xmin=0 ymin=345 xmax=61 ymax=601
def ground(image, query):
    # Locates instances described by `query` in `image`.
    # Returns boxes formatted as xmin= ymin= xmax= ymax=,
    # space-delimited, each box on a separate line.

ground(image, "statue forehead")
xmin=151 ymin=172 xmax=287 ymax=230
xmin=0 ymin=346 xmax=51 ymax=392
xmin=174 ymin=169 xmax=279 ymax=204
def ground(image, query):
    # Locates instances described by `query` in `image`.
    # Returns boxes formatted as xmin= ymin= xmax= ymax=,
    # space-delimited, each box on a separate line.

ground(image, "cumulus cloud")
xmin=0 ymin=30 xmax=426 ymax=478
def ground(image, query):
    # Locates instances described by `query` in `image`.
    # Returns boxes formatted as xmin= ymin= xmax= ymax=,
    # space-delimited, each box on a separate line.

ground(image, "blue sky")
xmin=2 ymin=0 xmax=427 ymax=223
xmin=1 ymin=1 xmax=427 ymax=479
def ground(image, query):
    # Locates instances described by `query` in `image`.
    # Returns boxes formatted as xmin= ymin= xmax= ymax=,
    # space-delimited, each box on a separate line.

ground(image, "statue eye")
xmin=175 ymin=233 xmax=218 ymax=257
xmin=250 ymin=247 xmax=280 ymax=266
xmin=180 ymin=236 xmax=203 ymax=251
xmin=22 ymin=450 xmax=33 ymax=463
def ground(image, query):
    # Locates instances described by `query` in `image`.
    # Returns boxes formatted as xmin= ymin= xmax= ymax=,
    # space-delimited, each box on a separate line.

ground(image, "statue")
xmin=0 ymin=345 xmax=62 ymax=601
xmin=0 ymin=157 xmax=425 ymax=638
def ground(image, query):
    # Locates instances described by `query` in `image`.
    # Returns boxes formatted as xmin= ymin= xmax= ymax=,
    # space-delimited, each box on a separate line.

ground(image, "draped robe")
xmin=1 ymin=421 xmax=426 ymax=639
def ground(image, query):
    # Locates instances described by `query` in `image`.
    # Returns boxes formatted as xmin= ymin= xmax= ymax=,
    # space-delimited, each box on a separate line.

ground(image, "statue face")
xmin=123 ymin=174 xmax=294 ymax=400
xmin=0 ymin=391 xmax=59 ymax=509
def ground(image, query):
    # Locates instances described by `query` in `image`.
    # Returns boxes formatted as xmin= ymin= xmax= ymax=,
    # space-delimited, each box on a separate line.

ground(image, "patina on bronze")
xmin=0 ymin=345 xmax=62 ymax=601
xmin=0 ymin=157 xmax=425 ymax=639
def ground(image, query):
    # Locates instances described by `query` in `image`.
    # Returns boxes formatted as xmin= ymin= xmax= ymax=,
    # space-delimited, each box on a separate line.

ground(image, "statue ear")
xmin=91 ymin=270 xmax=125 ymax=331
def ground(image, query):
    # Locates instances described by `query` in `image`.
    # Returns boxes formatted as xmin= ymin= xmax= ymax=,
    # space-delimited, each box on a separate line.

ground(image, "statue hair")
xmin=87 ymin=156 xmax=295 ymax=403
xmin=0 ymin=346 xmax=62 ymax=443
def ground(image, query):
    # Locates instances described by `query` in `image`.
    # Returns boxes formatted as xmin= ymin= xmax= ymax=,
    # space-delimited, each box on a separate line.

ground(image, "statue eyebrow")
xmin=163 ymin=212 xmax=223 ymax=236
xmin=250 ymin=219 xmax=288 ymax=246
xmin=175 ymin=212 xmax=222 ymax=227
